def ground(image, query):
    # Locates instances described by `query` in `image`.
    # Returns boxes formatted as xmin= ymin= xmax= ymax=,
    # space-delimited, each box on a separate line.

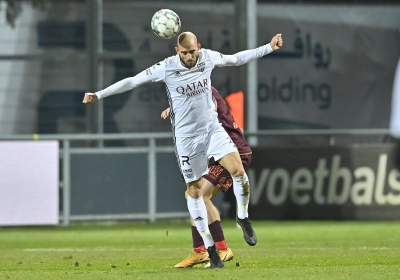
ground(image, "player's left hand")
xmin=161 ymin=107 xmax=171 ymax=119
xmin=270 ymin=34 xmax=283 ymax=51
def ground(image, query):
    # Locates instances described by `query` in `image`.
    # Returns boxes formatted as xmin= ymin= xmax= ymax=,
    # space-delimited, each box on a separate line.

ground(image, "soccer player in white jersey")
xmin=83 ymin=31 xmax=283 ymax=268
xmin=161 ymin=87 xmax=254 ymax=268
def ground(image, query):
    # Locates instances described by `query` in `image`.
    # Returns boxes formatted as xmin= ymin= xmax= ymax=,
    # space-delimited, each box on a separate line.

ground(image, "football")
xmin=151 ymin=9 xmax=181 ymax=39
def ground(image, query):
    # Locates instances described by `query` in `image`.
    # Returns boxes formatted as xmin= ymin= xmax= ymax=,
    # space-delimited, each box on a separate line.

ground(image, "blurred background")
xmin=0 ymin=0 xmax=399 ymax=226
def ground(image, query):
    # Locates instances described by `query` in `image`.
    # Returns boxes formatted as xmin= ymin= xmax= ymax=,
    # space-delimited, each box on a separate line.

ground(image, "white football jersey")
xmin=95 ymin=44 xmax=273 ymax=137
xmin=146 ymin=49 xmax=224 ymax=137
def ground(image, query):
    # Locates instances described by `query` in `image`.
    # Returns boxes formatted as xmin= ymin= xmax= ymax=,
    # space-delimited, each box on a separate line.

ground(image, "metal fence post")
xmin=246 ymin=0 xmax=258 ymax=147
xmin=62 ymin=139 xmax=71 ymax=226
xmin=148 ymin=138 xmax=156 ymax=222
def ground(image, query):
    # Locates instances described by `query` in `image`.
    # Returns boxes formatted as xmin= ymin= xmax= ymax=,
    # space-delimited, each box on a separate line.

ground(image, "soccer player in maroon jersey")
xmin=161 ymin=86 xmax=253 ymax=268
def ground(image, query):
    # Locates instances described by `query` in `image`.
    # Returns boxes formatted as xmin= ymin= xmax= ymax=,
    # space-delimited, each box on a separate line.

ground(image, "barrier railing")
xmin=0 ymin=129 xmax=392 ymax=225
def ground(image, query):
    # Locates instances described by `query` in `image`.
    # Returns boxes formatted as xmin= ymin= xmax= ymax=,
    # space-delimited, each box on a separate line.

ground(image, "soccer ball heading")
xmin=151 ymin=9 xmax=181 ymax=39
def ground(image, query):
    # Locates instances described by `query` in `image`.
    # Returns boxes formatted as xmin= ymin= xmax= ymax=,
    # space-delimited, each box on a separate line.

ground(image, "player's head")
xmin=175 ymin=32 xmax=201 ymax=68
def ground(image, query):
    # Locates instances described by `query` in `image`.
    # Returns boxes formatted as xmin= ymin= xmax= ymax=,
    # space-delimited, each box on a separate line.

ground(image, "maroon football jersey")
xmin=211 ymin=87 xmax=252 ymax=155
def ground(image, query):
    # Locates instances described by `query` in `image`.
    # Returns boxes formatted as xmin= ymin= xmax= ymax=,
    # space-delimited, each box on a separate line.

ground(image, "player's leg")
xmin=218 ymin=152 xmax=249 ymax=218
xmin=174 ymin=180 xmax=232 ymax=268
xmin=176 ymin=135 xmax=223 ymax=268
xmin=203 ymin=163 xmax=234 ymax=257
xmin=186 ymin=178 xmax=214 ymax=248
xmin=219 ymin=152 xmax=256 ymax=246
xmin=174 ymin=178 xmax=210 ymax=268
xmin=203 ymin=167 xmax=234 ymax=267
xmin=186 ymin=179 xmax=223 ymax=268
xmin=207 ymin=126 xmax=257 ymax=246
xmin=199 ymin=181 xmax=235 ymax=259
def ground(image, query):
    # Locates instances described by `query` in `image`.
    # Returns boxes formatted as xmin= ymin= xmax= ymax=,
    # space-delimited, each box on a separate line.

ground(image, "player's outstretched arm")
xmin=83 ymin=65 xmax=164 ymax=104
xmin=82 ymin=93 xmax=98 ymax=104
xmin=211 ymin=34 xmax=283 ymax=67
xmin=270 ymin=34 xmax=283 ymax=51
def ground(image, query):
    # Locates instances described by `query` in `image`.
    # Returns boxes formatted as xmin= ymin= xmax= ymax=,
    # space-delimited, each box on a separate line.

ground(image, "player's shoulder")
xmin=199 ymin=48 xmax=212 ymax=57
xmin=165 ymin=54 xmax=179 ymax=65
xmin=201 ymin=48 xmax=222 ymax=60
xmin=147 ymin=56 xmax=177 ymax=77
xmin=202 ymin=48 xmax=221 ymax=53
xmin=150 ymin=55 xmax=178 ymax=67
xmin=157 ymin=54 xmax=182 ymax=70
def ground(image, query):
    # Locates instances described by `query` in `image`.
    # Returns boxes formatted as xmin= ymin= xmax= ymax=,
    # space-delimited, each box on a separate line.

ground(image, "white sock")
xmin=187 ymin=195 xmax=214 ymax=248
xmin=233 ymin=171 xmax=250 ymax=219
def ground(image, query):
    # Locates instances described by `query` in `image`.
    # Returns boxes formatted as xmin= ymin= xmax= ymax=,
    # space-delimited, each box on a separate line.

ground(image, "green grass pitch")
xmin=0 ymin=220 xmax=399 ymax=279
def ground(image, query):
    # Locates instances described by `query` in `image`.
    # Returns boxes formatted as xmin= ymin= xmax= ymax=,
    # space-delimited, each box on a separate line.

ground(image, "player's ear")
xmin=197 ymin=43 xmax=201 ymax=50
xmin=175 ymin=47 xmax=179 ymax=54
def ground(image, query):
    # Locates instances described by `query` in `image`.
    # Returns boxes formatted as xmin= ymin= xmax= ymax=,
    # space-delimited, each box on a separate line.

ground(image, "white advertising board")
xmin=0 ymin=141 xmax=59 ymax=226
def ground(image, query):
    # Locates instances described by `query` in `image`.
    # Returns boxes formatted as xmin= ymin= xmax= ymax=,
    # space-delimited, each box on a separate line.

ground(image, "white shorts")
xmin=175 ymin=122 xmax=238 ymax=183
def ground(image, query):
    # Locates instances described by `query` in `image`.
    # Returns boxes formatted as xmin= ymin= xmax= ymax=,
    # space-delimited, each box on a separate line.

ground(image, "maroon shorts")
xmin=203 ymin=154 xmax=252 ymax=193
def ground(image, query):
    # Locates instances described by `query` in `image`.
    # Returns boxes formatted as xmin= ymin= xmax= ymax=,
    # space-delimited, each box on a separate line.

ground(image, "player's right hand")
xmin=161 ymin=107 xmax=171 ymax=119
xmin=82 ymin=93 xmax=98 ymax=104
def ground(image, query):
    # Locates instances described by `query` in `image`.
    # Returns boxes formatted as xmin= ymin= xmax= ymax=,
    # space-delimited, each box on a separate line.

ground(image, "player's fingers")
xmin=83 ymin=94 xmax=94 ymax=103
xmin=84 ymin=94 xmax=91 ymax=103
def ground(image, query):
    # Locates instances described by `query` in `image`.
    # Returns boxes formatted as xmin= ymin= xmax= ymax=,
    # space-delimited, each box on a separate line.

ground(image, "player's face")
xmin=176 ymin=43 xmax=200 ymax=68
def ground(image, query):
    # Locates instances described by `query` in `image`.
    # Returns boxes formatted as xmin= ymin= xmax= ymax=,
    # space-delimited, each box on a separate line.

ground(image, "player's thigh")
xmin=207 ymin=124 xmax=238 ymax=162
xmin=203 ymin=162 xmax=232 ymax=195
xmin=201 ymin=179 xmax=219 ymax=200
xmin=175 ymin=135 xmax=208 ymax=183
xmin=218 ymin=151 xmax=243 ymax=175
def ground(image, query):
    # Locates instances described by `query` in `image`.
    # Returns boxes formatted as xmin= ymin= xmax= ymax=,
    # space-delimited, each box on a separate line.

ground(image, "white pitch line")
xmin=23 ymin=247 xmax=183 ymax=252
xmin=274 ymin=247 xmax=393 ymax=251
xmin=22 ymin=247 xmax=395 ymax=252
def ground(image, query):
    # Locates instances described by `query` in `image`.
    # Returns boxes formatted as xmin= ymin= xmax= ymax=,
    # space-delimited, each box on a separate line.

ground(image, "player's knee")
xmin=186 ymin=183 xmax=203 ymax=198
xmin=187 ymin=189 xmax=202 ymax=198
xmin=202 ymin=191 xmax=213 ymax=201
xmin=230 ymin=164 xmax=244 ymax=177
xmin=201 ymin=184 xmax=214 ymax=200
